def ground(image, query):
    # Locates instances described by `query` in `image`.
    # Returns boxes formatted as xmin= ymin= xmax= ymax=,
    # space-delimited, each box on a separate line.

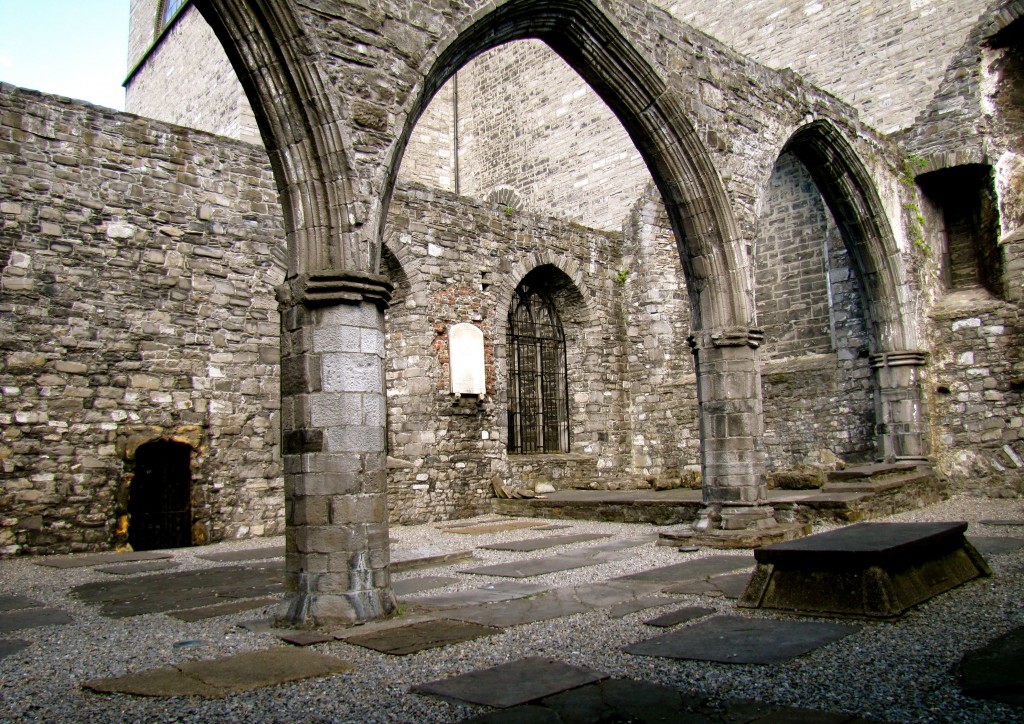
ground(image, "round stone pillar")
xmin=870 ymin=350 xmax=930 ymax=462
xmin=689 ymin=327 xmax=774 ymax=532
xmin=276 ymin=273 xmax=396 ymax=628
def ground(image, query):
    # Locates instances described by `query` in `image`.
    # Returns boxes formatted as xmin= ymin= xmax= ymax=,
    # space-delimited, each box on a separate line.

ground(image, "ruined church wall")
xmin=0 ymin=85 xmax=286 ymax=555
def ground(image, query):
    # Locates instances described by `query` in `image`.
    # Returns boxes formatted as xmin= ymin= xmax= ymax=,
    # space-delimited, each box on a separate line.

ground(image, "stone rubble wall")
xmin=0 ymin=84 xmax=286 ymax=555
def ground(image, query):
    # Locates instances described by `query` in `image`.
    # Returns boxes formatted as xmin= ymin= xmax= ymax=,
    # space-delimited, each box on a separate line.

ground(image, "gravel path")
xmin=1 ymin=494 xmax=1023 ymax=722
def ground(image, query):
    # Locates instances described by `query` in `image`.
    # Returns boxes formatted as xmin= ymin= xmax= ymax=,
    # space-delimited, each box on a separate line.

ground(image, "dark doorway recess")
xmin=128 ymin=439 xmax=193 ymax=551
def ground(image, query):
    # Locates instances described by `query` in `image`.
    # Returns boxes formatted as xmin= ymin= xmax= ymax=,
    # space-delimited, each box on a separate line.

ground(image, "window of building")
xmin=507 ymin=279 xmax=570 ymax=454
xmin=917 ymin=164 xmax=1002 ymax=297
xmin=127 ymin=439 xmax=193 ymax=551
xmin=159 ymin=0 xmax=188 ymax=29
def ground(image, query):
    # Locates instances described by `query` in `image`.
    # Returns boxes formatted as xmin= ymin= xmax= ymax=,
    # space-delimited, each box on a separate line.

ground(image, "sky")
xmin=0 ymin=0 xmax=129 ymax=111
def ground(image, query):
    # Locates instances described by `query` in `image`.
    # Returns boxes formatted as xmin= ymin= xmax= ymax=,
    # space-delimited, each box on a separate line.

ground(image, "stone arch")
xmin=781 ymin=120 xmax=929 ymax=460
xmin=383 ymin=0 xmax=751 ymax=334
xmin=492 ymin=252 xmax=592 ymax=343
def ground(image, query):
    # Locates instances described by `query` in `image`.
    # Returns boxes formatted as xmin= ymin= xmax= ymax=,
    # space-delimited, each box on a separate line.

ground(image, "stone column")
xmin=689 ymin=327 xmax=774 ymax=532
xmin=870 ymin=350 xmax=930 ymax=462
xmin=276 ymin=273 xmax=396 ymax=628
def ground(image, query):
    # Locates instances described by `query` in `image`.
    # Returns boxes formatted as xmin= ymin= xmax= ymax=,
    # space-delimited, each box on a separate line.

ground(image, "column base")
xmin=660 ymin=504 xmax=810 ymax=549
xmin=275 ymin=588 xmax=397 ymax=630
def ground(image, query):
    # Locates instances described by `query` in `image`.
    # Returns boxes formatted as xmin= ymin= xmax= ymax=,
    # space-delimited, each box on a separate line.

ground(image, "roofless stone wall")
xmin=0 ymin=84 xmax=285 ymax=555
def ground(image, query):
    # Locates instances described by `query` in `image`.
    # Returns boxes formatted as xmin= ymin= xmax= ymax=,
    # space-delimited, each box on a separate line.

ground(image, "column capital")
xmin=277 ymin=271 xmax=394 ymax=309
xmin=688 ymin=326 xmax=765 ymax=352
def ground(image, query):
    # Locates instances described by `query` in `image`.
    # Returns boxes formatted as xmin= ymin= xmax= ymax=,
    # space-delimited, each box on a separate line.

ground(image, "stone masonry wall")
xmin=653 ymin=0 xmax=992 ymax=134
xmin=125 ymin=6 xmax=261 ymax=145
xmin=0 ymin=85 xmax=285 ymax=555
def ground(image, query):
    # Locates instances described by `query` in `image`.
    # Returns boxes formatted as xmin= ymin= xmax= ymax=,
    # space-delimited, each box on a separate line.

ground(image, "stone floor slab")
xmin=445 ymin=522 xmax=549 ymax=535
xmin=412 ymin=656 xmax=607 ymax=708
xmin=94 ymin=561 xmax=181 ymax=575
xmin=0 ymin=608 xmax=73 ymax=633
xmin=392 ymin=548 xmax=475 ymax=572
xmin=643 ymin=606 xmax=716 ymax=628
xmin=276 ymin=630 xmax=336 ymax=647
xmin=71 ymin=563 xmax=284 ymax=618
xmin=461 ymin=554 xmax=606 ymax=578
xmin=612 ymin=555 xmax=753 ymax=585
xmin=557 ymin=581 xmax=665 ymax=609
xmin=606 ymin=596 xmax=685 ymax=619
xmin=967 ymin=536 xmax=1024 ymax=556
xmin=196 ymin=546 xmax=285 ymax=562
xmin=83 ymin=648 xmax=353 ymax=699
xmin=664 ymin=571 xmax=753 ymax=599
xmin=393 ymin=576 xmax=462 ymax=597
xmin=624 ymin=615 xmax=860 ymax=664
xmin=36 ymin=551 xmax=174 ymax=569
xmin=402 ymin=582 xmax=550 ymax=610
xmin=479 ymin=533 xmax=611 ymax=552
xmin=345 ymin=619 xmax=502 ymax=655
xmin=0 ymin=595 xmax=40 ymax=611
xmin=166 ymin=596 xmax=281 ymax=622
xmin=0 ymin=639 xmax=31 ymax=660
xmin=959 ymin=625 xmax=1024 ymax=704
xmin=446 ymin=591 xmax=592 ymax=628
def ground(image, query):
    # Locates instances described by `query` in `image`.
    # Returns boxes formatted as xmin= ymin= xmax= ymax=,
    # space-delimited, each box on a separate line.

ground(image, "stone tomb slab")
xmin=612 ymin=555 xmax=753 ymax=585
xmin=643 ymin=606 xmax=716 ymax=628
xmin=83 ymin=648 xmax=352 ymax=699
xmin=444 ymin=521 xmax=549 ymax=535
xmin=462 ymin=539 xmax=649 ymax=579
xmin=479 ymin=533 xmax=611 ymax=552
xmin=0 ymin=639 xmax=31 ymax=661
xmin=35 ymin=551 xmax=174 ymax=569
xmin=393 ymin=576 xmax=462 ymax=597
xmin=446 ymin=591 xmax=592 ymax=628
xmin=0 ymin=608 xmax=73 ymax=633
xmin=94 ymin=560 xmax=180 ymax=575
xmin=738 ymin=521 xmax=990 ymax=618
xmin=959 ymin=625 xmax=1024 ymax=704
xmin=196 ymin=546 xmax=285 ymax=562
xmin=967 ymin=536 xmax=1024 ymax=557
xmin=606 ymin=596 xmax=686 ymax=619
xmin=402 ymin=582 xmax=549 ymax=610
xmin=664 ymin=571 xmax=753 ymax=599
xmin=345 ymin=619 xmax=502 ymax=655
xmin=412 ymin=656 xmax=607 ymax=708
xmin=392 ymin=548 xmax=475 ymax=572
xmin=0 ymin=595 xmax=40 ymax=611
xmin=166 ymin=596 xmax=281 ymax=622
xmin=625 ymin=615 xmax=860 ymax=664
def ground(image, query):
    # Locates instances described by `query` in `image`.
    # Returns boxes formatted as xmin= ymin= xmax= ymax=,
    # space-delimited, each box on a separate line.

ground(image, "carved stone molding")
xmin=277 ymin=271 xmax=394 ymax=309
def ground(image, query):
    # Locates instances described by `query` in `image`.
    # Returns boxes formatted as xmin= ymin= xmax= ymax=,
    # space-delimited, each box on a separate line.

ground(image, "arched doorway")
xmin=127 ymin=439 xmax=194 ymax=551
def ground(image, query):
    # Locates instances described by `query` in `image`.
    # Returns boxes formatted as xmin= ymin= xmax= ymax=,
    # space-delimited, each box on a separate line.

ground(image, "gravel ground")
xmin=1 ymin=494 xmax=1023 ymax=723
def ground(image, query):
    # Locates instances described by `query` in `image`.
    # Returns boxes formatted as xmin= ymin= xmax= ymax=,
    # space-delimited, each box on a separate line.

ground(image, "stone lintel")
xmin=277 ymin=271 xmax=394 ymax=309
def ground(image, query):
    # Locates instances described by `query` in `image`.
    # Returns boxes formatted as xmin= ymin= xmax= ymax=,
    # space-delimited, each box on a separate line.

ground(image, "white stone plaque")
xmin=449 ymin=323 xmax=486 ymax=395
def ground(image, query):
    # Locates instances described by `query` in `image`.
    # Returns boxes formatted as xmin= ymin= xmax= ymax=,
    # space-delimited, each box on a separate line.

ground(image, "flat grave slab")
xmin=402 ymin=582 xmax=549 ymax=610
xmin=0 ymin=607 xmax=73 ymax=633
xmin=664 ymin=572 xmax=753 ymax=599
xmin=444 ymin=521 xmax=549 ymax=535
xmin=35 ymin=551 xmax=173 ymax=569
xmin=980 ymin=519 xmax=1024 ymax=527
xmin=166 ymin=596 xmax=281 ymax=622
xmin=392 ymin=548 xmax=474 ymax=572
xmin=739 ymin=522 xmax=990 ymax=618
xmin=393 ymin=576 xmax=461 ymax=597
xmin=196 ymin=546 xmax=285 ymax=562
xmin=0 ymin=595 xmax=40 ymax=611
xmin=612 ymin=555 xmax=753 ymax=585
xmin=411 ymin=656 xmax=607 ymax=708
xmin=446 ymin=591 xmax=592 ymax=628
xmin=462 ymin=538 xmax=649 ymax=579
xmin=479 ymin=533 xmax=611 ymax=552
xmin=624 ymin=615 xmax=860 ymax=664
xmin=0 ymin=639 xmax=30 ymax=661
xmin=344 ymin=619 xmax=502 ymax=655
xmin=959 ymin=625 xmax=1024 ymax=705
xmin=967 ymin=536 xmax=1024 ymax=557
xmin=94 ymin=560 xmax=180 ymax=575
xmin=83 ymin=648 xmax=353 ymax=699
xmin=276 ymin=630 xmax=336 ymax=647
xmin=644 ymin=606 xmax=716 ymax=628
xmin=71 ymin=563 xmax=284 ymax=618
xmin=606 ymin=596 xmax=685 ymax=619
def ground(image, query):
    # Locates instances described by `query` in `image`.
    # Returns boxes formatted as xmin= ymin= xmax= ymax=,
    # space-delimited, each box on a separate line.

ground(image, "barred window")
xmin=507 ymin=280 xmax=570 ymax=453
xmin=159 ymin=0 xmax=188 ymax=29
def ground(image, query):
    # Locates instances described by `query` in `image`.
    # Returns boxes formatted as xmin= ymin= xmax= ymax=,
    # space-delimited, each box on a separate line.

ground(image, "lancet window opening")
xmin=507 ymin=280 xmax=570 ymax=454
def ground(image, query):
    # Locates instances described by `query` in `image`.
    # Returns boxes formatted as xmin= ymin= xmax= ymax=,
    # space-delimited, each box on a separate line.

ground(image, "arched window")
xmin=128 ymin=439 xmax=193 ymax=551
xmin=507 ymin=279 xmax=570 ymax=453
xmin=158 ymin=0 xmax=188 ymax=30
